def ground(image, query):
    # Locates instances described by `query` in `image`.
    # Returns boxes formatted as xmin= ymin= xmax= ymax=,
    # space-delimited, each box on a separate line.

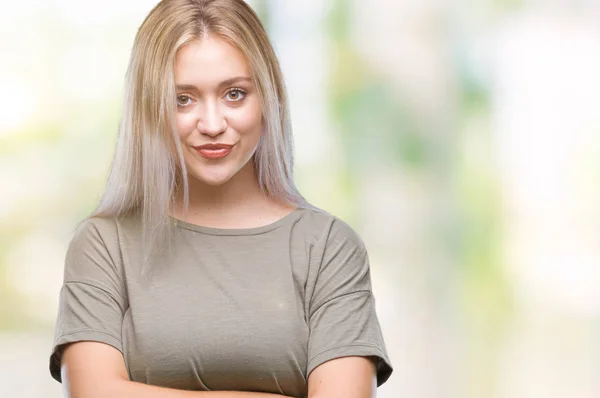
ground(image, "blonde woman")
xmin=48 ymin=0 xmax=393 ymax=397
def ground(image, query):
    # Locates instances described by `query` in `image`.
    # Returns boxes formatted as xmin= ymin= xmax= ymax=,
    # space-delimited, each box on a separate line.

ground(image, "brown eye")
xmin=176 ymin=95 xmax=192 ymax=107
xmin=225 ymin=88 xmax=246 ymax=102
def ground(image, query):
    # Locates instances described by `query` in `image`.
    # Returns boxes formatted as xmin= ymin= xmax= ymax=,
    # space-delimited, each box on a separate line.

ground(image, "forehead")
xmin=174 ymin=35 xmax=251 ymax=85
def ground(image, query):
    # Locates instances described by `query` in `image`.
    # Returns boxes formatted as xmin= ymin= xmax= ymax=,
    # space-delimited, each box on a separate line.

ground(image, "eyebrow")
xmin=175 ymin=76 xmax=252 ymax=92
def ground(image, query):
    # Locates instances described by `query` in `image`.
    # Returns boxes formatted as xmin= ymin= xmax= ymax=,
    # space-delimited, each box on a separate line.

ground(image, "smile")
xmin=193 ymin=145 xmax=233 ymax=159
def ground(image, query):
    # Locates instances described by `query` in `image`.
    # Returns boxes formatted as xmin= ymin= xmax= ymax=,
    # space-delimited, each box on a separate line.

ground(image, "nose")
xmin=197 ymin=99 xmax=227 ymax=136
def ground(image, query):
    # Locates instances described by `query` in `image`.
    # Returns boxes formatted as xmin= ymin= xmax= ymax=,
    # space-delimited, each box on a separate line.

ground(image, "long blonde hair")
xmin=90 ymin=0 xmax=316 ymax=272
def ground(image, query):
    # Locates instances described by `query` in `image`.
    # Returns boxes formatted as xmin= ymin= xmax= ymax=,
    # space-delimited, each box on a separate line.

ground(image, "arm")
xmin=304 ymin=218 xmax=393 ymax=397
xmin=61 ymin=342 xmax=295 ymax=398
xmin=307 ymin=356 xmax=378 ymax=398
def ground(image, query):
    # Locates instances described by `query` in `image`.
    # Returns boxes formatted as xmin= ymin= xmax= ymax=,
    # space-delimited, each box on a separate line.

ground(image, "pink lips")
xmin=193 ymin=144 xmax=233 ymax=159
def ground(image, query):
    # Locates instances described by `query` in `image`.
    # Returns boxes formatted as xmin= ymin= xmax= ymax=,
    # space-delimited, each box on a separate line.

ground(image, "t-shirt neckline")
xmin=169 ymin=207 xmax=304 ymax=236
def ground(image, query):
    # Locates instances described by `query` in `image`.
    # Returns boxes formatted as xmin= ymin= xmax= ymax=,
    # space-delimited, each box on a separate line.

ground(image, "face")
xmin=173 ymin=34 xmax=263 ymax=187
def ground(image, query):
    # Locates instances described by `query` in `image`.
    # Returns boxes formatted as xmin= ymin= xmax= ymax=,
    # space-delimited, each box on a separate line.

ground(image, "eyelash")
xmin=225 ymin=87 xmax=247 ymax=102
xmin=176 ymin=88 xmax=248 ymax=108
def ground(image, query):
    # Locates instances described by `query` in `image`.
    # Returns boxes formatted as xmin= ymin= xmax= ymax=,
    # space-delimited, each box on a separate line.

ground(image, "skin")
xmin=60 ymin=33 xmax=378 ymax=397
xmin=170 ymin=34 xmax=294 ymax=228
xmin=168 ymin=33 xmax=379 ymax=396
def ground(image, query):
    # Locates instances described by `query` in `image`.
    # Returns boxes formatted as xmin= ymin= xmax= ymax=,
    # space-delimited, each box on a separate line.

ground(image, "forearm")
xmin=81 ymin=378 xmax=295 ymax=398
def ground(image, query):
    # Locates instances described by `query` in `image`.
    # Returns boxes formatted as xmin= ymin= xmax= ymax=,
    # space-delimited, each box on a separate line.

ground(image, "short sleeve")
xmin=307 ymin=218 xmax=393 ymax=387
xmin=49 ymin=218 xmax=128 ymax=383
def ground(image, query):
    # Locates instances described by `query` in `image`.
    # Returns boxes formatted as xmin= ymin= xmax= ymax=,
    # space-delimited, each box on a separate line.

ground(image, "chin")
xmin=189 ymin=170 xmax=234 ymax=186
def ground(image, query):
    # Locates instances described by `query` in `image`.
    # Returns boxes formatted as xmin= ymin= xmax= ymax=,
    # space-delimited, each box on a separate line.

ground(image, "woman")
xmin=49 ymin=0 xmax=393 ymax=397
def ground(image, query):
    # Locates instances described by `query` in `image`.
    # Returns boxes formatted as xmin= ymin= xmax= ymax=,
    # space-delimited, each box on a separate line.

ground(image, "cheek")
xmin=229 ymin=102 xmax=263 ymax=137
xmin=176 ymin=112 xmax=197 ymax=138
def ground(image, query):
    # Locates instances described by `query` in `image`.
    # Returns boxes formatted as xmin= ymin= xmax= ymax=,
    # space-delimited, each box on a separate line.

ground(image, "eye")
xmin=176 ymin=95 xmax=193 ymax=107
xmin=224 ymin=88 xmax=247 ymax=102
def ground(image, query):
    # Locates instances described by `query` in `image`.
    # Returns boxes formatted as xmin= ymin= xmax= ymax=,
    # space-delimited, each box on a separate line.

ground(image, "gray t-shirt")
xmin=49 ymin=207 xmax=393 ymax=396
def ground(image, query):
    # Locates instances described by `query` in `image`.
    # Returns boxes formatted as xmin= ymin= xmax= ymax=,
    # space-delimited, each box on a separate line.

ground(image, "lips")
xmin=193 ymin=143 xmax=233 ymax=159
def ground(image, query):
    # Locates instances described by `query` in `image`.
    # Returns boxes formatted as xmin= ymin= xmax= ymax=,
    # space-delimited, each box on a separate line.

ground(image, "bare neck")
xmin=171 ymin=161 xmax=295 ymax=228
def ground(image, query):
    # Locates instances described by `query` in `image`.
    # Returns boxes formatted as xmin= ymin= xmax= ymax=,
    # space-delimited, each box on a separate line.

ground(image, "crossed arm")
xmin=60 ymin=341 xmax=378 ymax=398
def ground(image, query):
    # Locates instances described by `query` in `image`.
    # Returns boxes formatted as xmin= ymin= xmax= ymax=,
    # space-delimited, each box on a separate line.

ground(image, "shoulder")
xmin=68 ymin=214 xmax=131 ymax=255
xmin=68 ymin=217 xmax=117 ymax=255
xmin=294 ymin=206 xmax=367 ymax=252
xmin=65 ymin=214 xmax=141 ymax=274
xmin=71 ymin=213 xmax=140 ymax=248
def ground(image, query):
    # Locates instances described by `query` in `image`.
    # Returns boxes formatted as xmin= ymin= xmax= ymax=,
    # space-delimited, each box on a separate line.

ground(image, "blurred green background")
xmin=1 ymin=1 xmax=600 ymax=397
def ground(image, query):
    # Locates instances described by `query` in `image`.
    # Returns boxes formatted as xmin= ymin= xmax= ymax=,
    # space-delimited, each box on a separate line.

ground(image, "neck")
xmin=173 ymin=159 xmax=271 ymax=217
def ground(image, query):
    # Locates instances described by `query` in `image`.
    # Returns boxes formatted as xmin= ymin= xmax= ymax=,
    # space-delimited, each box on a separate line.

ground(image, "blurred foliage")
xmin=3 ymin=1 xmax=600 ymax=397
xmin=326 ymin=0 xmax=426 ymax=172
